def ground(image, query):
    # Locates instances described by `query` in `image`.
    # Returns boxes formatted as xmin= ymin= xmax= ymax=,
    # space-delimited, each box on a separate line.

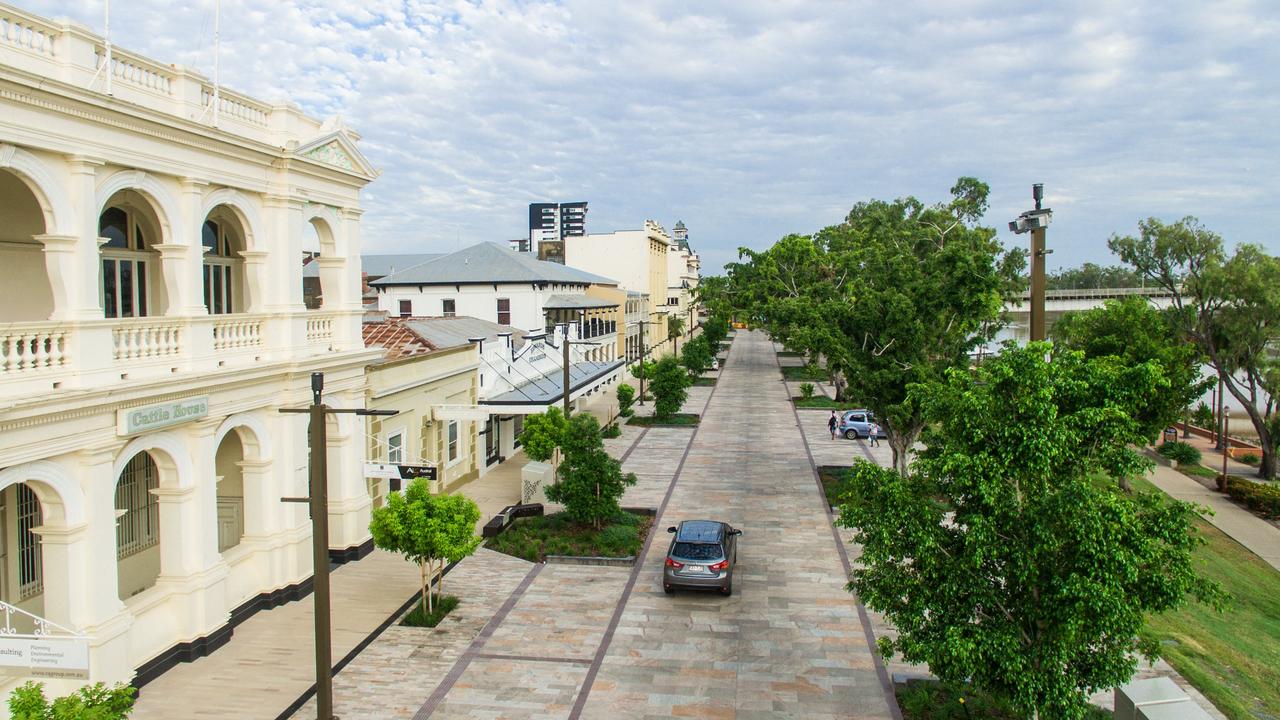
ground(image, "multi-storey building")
xmin=566 ymin=220 xmax=673 ymax=357
xmin=666 ymin=221 xmax=702 ymax=333
xmin=0 ymin=4 xmax=378 ymax=695
xmin=519 ymin=201 xmax=587 ymax=258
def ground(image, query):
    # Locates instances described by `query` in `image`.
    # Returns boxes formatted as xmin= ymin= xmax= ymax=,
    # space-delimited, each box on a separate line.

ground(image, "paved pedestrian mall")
xmin=290 ymin=330 xmax=899 ymax=719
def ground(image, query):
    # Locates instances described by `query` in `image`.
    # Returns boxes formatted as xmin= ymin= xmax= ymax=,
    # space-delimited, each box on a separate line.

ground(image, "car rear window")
xmin=672 ymin=542 xmax=723 ymax=560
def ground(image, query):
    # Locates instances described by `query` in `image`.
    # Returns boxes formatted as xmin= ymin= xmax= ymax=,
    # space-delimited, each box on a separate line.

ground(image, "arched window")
xmin=202 ymin=218 xmax=242 ymax=314
xmin=0 ymin=484 xmax=44 ymax=605
xmin=116 ymin=453 xmax=159 ymax=559
xmin=99 ymin=206 xmax=152 ymax=318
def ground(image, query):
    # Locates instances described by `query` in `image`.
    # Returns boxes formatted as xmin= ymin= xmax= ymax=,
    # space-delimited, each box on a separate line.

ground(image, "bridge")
xmin=980 ymin=286 xmax=1177 ymax=353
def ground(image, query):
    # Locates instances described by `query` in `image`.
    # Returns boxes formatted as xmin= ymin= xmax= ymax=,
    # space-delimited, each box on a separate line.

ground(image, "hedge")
xmin=1225 ymin=477 xmax=1280 ymax=519
xmin=1157 ymin=441 xmax=1201 ymax=465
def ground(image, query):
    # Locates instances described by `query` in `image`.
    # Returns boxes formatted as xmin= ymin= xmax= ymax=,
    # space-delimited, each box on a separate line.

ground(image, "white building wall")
xmin=375 ymin=282 xmax=595 ymax=333
xmin=566 ymin=231 xmax=648 ymax=293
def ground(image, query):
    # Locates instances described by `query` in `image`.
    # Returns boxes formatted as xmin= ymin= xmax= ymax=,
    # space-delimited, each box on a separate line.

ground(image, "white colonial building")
xmin=0 ymin=3 xmax=379 ymax=698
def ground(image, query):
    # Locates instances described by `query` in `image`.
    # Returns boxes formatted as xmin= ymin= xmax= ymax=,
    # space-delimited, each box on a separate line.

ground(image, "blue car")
xmin=839 ymin=409 xmax=886 ymax=440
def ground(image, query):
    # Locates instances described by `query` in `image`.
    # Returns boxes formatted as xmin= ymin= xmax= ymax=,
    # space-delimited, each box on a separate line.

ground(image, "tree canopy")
xmin=369 ymin=479 xmax=481 ymax=612
xmin=838 ymin=343 xmax=1222 ymax=719
xmin=726 ymin=177 xmax=1026 ymax=473
xmin=649 ymin=356 xmax=691 ymax=419
xmin=519 ymin=407 xmax=567 ymax=463
xmin=1045 ymin=262 xmax=1145 ymax=290
xmin=545 ymin=413 xmax=637 ymax=528
xmin=1110 ymin=216 xmax=1280 ymax=479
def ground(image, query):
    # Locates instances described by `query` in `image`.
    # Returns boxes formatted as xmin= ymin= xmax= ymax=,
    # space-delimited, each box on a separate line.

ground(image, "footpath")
xmin=1147 ymin=463 xmax=1280 ymax=572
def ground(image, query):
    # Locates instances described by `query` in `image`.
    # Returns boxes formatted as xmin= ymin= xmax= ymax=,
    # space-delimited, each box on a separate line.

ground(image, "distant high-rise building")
xmin=524 ymin=201 xmax=588 ymax=261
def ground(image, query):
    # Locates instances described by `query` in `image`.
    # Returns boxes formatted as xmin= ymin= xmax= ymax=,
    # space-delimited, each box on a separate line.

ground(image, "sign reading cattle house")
xmin=117 ymin=396 xmax=210 ymax=436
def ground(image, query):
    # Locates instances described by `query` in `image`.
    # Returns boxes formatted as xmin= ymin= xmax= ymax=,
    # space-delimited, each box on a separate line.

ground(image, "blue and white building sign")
xmin=117 ymin=396 xmax=210 ymax=436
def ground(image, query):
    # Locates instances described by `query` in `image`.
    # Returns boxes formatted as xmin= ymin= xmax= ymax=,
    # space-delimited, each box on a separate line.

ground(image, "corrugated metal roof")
xmin=479 ymin=360 xmax=625 ymax=405
xmin=370 ymin=242 xmax=619 ymax=287
xmin=305 ymin=253 xmax=442 ymax=278
xmin=401 ymin=316 xmax=527 ymax=351
xmin=543 ymin=294 xmax=619 ymax=310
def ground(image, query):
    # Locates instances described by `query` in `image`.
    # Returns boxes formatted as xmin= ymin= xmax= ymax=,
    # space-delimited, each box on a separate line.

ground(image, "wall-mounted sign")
xmin=0 ymin=636 xmax=90 ymax=680
xmin=399 ymin=465 xmax=437 ymax=481
xmin=117 ymin=396 xmax=209 ymax=436
xmin=364 ymin=463 xmax=438 ymax=482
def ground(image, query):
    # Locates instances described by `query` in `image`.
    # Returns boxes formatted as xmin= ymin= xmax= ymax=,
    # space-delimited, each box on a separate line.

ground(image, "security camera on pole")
xmin=1008 ymin=183 xmax=1053 ymax=341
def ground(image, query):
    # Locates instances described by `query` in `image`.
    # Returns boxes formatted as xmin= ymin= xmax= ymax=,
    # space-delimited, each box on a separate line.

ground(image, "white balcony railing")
xmin=0 ymin=323 xmax=70 ymax=374
xmin=305 ymin=313 xmax=335 ymax=345
xmin=113 ymin=318 xmax=183 ymax=362
xmin=212 ymin=315 xmax=263 ymax=351
xmin=0 ymin=7 xmax=58 ymax=59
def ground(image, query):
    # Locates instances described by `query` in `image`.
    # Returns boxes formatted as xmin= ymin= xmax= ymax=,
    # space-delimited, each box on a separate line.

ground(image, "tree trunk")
xmin=419 ymin=561 xmax=431 ymax=613
xmin=437 ymin=557 xmax=446 ymax=599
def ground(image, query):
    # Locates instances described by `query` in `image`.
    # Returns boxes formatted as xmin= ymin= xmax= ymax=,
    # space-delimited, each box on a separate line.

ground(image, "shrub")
xmin=402 ymin=595 xmax=459 ymax=627
xmin=649 ymin=356 xmax=691 ymax=419
xmin=519 ymin=407 xmax=567 ymax=463
xmin=1225 ymin=477 xmax=1280 ymax=518
xmin=616 ymin=384 xmax=636 ymax=417
xmin=9 ymin=681 xmax=135 ymax=720
xmin=799 ymin=382 xmax=815 ymax=399
xmin=1158 ymin=440 xmax=1201 ymax=465
xmin=545 ymin=414 xmax=637 ymax=528
xmin=1191 ymin=401 xmax=1214 ymax=430
xmin=1238 ymin=452 xmax=1261 ymax=466
xmin=598 ymin=524 xmax=639 ymax=550
xmin=602 ymin=422 xmax=622 ymax=439
xmin=680 ymin=336 xmax=713 ymax=375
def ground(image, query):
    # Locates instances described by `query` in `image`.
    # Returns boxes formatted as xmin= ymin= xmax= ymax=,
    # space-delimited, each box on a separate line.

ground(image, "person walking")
xmin=828 ymin=410 xmax=839 ymax=441
xmin=868 ymin=421 xmax=881 ymax=447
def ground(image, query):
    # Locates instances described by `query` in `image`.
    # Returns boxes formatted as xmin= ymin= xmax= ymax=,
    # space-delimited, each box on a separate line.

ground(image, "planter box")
xmin=521 ymin=461 xmax=554 ymax=505
xmin=545 ymin=555 xmax=635 ymax=567
xmin=1115 ymin=677 xmax=1190 ymax=720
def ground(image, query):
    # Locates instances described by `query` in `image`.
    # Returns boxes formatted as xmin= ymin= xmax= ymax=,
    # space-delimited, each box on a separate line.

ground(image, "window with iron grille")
xmin=116 ymin=453 xmax=160 ymax=559
xmin=16 ymin=485 xmax=42 ymax=600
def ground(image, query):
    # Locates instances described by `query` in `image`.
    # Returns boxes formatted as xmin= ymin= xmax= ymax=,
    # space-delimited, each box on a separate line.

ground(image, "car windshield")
xmin=672 ymin=542 xmax=723 ymax=560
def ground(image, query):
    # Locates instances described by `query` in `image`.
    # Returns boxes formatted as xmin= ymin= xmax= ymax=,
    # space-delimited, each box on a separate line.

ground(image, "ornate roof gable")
xmin=294 ymin=131 xmax=379 ymax=178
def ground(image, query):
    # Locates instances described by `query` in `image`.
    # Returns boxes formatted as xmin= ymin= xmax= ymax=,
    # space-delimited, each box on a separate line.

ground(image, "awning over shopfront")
xmin=479 ymin=359 xmax=625 ymax=414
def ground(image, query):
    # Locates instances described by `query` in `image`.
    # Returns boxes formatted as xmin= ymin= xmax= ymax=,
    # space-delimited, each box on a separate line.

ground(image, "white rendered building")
xmin=566 ymin=220 xmax=673 ymax=354
xmin=0 ymin=4 xmax=379 ymax=697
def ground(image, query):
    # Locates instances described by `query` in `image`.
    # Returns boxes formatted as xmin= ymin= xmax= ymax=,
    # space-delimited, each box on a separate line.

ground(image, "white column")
xmin=238 ymin=458 xmax=275 ymax=539
xmin=72 ymin=446 xmax=133 ymax=685
xmin=326 ymin=389 xmax=371 ymax=551
xmin=36 ymin=234 xmax=82 ymax=321
xmin=239 ymin=250 xmax=269 ymax=313
xmin=64 ymin=156 xmax=105 ymax=320
xmin=175 ymin=178 xmax=210 ymax=316
xmin=262 ymin=194 xmax=307 ymax=355
xmin=30 ymin=522 xmax=91 ymax=629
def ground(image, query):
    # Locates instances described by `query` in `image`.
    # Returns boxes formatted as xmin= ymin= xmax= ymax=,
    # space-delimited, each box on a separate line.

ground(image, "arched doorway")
xmin=115 ymin=451 xmax=160 ymax=600
xmin=99 ymin=191 xmax=165 ymax=318
xmin=0 ymin=482 xmax=45 ymax=625
xmin=214 ymin=431 xmax=245 ymax=553
xmin=202 ymin=207 xmax=247 ymax=315
xmin=0 ymin=169 xmax=55 ymax=320
xmin=302 ymin=220 xmax=324 ymax=310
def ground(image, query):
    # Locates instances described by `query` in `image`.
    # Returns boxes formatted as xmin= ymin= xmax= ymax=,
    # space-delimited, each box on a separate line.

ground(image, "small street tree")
xmin=680 ymin=335 xmax=713 ymax=376
xmin=545 ymin=413 xmax=637 ymax=529
xmin=649 ymin=356 xmax=691 ymax=419
xmin=667 ymin=315 xmax=685 ymax=355
xmin=616 ymin=383 xmax=636 ymax=417
xmin=520 ymin=406 xmax=568 ymax=469
xmin=1110 ymin=217 xmax=1280 ymax=479
xmin=838 ymin=343 xmax=1222 ymax=719
xmin=369 ymin=479 xmax=481 ymax=613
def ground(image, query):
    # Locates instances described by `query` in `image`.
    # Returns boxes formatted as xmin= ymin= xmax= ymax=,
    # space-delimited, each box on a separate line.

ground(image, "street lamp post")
xmin=280 ymin=373 xmax=396 ymax=720
xmin=634 ymin=314 xmax=659 ymax=406
xmin=559 ymin=319 xmax=602 ymax=418
xmin=1009 ymin=183 xmax=1053 ymax=342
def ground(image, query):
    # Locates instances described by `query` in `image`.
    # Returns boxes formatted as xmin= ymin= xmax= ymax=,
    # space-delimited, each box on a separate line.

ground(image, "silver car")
xmin=662 ymin=520 xmax=741 ymax=596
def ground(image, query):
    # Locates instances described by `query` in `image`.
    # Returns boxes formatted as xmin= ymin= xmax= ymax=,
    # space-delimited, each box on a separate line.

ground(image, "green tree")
xmin=9 ymin=682 xmax=135 ymax=720
xmin=649 ymin=356 xmax=691 ymax=419
xmin=838 ymin=343 xmax=1222 ymax=719
xmin=680 ymin=335 xmax=713 ymax=376
xmin=545 ymin=413 xmax=637 ymax=529
xmin=1045 ymin=262 xmax=1144 ymax=290
xmin=1110 ymin=217 xmax=1280 ymax=479
xmin=701 ymin=314 xmax=730 ymax=348
xmin=519 ymin=407 xmax=567 ymax=464
xmin=1052 ymin=295 xmax=1211 ymax=449
xmin=731 ymin=178 xmax=1025 ymax=474
xmin=369 ymin=479 xmax=481 ymax=613
xmin=616 ymin=383 xmax=636 ymax=417
xmin=667 ymin=315 xmax=685 ymax=355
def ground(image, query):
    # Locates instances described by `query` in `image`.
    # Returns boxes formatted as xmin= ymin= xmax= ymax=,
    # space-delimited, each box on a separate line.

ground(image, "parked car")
xmin=663 ymin=520 xmax=740 ymax=596
xmin=839 ymin=409 xmax=887 ymax=440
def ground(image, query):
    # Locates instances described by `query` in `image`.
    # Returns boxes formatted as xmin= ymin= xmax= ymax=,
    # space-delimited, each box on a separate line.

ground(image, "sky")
xmin=27 ymin=0 xmax=1280 ymax=275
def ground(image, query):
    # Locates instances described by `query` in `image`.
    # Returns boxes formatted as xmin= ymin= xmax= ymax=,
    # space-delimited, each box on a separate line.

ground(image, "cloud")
xmin=23 ymin=0 xmax=1280 ymax=273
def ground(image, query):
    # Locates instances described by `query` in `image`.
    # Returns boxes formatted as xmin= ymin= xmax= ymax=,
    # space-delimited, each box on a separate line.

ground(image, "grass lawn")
xmin=1179 ymin=463 xmax=1220 ymax=480
xmin=794 ymin=396 xmax=841 ymax=409
xmin=692 ymin=376 xmax=717 ymax=387
xmin=782 ymin=365 xmax=827 ymax=381
xmin=896 ymin=679 xmax=1111 ymax=720
xmin=484 ymin=510 xmax=653 ymax=562
xmin=1133 ymin=475 xmax=1280 ymax=720
xmin=402 ymin=595 xmax=459 ymax=627
xmin=817 ymin=465 xmax=853 ymax=507
xmin=627 ymin=413 xmax=700 ymax=426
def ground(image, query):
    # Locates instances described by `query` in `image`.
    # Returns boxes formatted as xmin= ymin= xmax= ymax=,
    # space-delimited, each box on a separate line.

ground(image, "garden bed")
xmin=782 ymin=365 xmax=827 ymax=381
xmin=402 ymin=595 xmax=460 ymax=628
xmin=817 ymin=465 xmax=853 ymax=508
xmin=627 ymin=413 xmax=701 ymax=427
xmin=895 ymin=679 xmax=1111 ymax=719
xmin=484 ymin=510 xmax=653 ymax=563
xmin=692 ymin=376 xmax=717 ymax=387
xmin=776 ymin=350 xmax=806 ymax=358
xmin=794 ymin=396 xmax=841 ymax=409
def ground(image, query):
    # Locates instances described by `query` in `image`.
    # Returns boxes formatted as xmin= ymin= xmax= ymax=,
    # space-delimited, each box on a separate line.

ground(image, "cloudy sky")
xmin=29 ymin=0 xmax=1280 ymax=274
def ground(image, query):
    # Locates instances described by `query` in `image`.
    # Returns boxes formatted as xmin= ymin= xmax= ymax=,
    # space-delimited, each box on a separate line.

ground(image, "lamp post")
xmin=1220 ymin=408 xmax=1231 ymax=492
xmin=634 ymin=313 xmax=660 ymax=406
xmin=280 ymin=372 xmax=396 ymax=720
xmin=559 ymin=319 xmax=601 ymax=418
xmin=1009 ymin=183 xmax=1053 ymax=342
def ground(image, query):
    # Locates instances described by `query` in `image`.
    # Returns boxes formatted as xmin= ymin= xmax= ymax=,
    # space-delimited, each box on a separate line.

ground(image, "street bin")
xmin=1163 ymin=427 xmax=1178 ymax=444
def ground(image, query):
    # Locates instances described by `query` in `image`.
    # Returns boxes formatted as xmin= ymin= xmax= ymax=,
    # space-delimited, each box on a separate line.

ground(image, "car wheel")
xmin=844 ymin=429 xmax=858 ymax=440
xmin=720 ymin=580 xmax=732 ymax=597
xmin=663 ymin=584 xmax=675 ymax=595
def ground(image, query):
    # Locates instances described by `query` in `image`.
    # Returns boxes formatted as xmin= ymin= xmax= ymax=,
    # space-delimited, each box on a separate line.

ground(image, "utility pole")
xmin=280 ymin=373 xmax=395 ymax=720
xmin=635 ymin=316 xmax=658 ymax=406
xmin=1009 ymin=183 xmax=1053 ymax=342
xmin=559 ymin=316 xmax=600 ymax=418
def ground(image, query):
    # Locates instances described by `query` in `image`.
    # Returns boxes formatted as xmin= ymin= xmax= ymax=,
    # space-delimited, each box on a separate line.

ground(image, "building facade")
xmin=0 ymin=4 xmax=378 ymax=697
xmin=566 ymin=220 xmax=673 ymax=356
xmin=665 ymin=221 xmax=701 ymax=338
xmin=523 ymin=201 xmax=587 ymax=258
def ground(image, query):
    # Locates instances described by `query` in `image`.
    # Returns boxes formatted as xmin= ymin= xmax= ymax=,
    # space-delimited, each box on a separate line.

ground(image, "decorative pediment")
xmin=294 ymin=131 xmax=378 ymax=178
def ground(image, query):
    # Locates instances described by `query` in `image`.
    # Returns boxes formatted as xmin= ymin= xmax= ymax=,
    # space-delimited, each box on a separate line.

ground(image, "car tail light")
xmin=665 ymin=557 xmax=684 ymax=569
xmin=709 ymin=560 xmax=729 ymax=572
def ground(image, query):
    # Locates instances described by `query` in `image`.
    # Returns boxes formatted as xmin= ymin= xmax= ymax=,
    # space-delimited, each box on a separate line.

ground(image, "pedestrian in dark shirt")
xmin=828 ymin=410 xmax=839 ymax=440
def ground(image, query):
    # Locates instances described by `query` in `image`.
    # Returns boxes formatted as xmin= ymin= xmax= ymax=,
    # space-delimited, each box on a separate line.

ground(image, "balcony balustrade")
xmin=0 ymin=310 xmax=355 ymax=399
